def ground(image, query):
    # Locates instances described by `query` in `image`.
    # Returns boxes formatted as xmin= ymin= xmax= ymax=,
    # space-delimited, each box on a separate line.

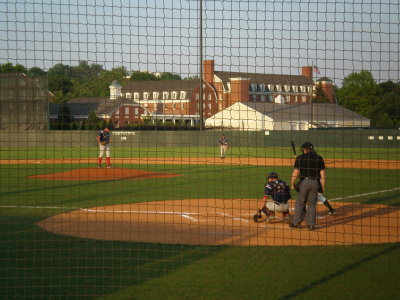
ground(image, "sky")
xmin=0 ymin=0 xmax=399 ymax=86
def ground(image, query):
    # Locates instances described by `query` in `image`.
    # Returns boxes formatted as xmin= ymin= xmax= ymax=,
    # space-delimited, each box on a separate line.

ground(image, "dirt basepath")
xmin=37 ymin=198 xmax=400 ymax=246
xmin=2 ymin=157 xmax=400 ymax=169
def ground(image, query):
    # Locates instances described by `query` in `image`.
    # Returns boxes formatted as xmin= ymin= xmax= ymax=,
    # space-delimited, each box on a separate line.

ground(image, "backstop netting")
xmin=1 ymin=1 xmax=399 ymax=299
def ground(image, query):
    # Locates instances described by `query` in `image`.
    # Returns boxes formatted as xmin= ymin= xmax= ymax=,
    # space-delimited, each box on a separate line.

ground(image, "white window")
xmin=171 ymin=92 xmax=177 ymax=99
xmin=153 ymin=92 xmax=159 ymax=99
xmin=260 ymin=84 xmax=265 ymax=91
xmin=116 ymin=109 xmax=120 ymax=115
xmin=126 ymin=92 xmax=132 ymax=99
xmin=300 ymin=86 xmax=306 ymax=93
xmin=275 ymin=85 xmax=282 ymax=92
xmin=180 ymin=91 xmax=187 ymax=99
xmin=133 ymin=93 xmax=139 ymax=100
xmin=302 ymin=96 xmax=307 ymax=102
xmin=208 ymin=103 xmax=212 ymax=109
xmin=208 ymin=94 xmax=212 ymax=100
xmin=163 ymin=92 xmax=169 ymax=99
xmin=125 ymin=107 xmax=129 ymax=114
xmin=267 ymin=84 xmax=274 ymax=91
xmin=135 ymin=108 xmax=138 ymax=114
xmin=284 ymin=85 xmax=291 ymax=92
xmin=172 ymin=103 xmax=176 ymax=110
xmin=292 ymin=85 xmax=298 ymax=93
xmin=251 ymin=83 xmax=257 ymax=91
xmin=181 ymin=103 xmax=185 ymax=109
xmin=143 ymin=92 xmax=148 ymax=100
xmin=196 ymin=93 xmax=199 ymax=100
xmin=307 ymin=86 xmax=312 ymax=93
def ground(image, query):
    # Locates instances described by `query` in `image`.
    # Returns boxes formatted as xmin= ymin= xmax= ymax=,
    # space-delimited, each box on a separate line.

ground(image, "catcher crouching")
xmin=253 ymin=172 xmax=291 ymax=224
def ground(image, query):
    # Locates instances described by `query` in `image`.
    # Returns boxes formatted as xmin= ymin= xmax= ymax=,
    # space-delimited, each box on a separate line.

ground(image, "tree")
xmin=312 ymin=82 xmax=329 ymax=103
xmin=27 ymin=67 xmax=46 ymax=78
xmin=159 ymin=72 xmax=181 ymax=80
xmin=86 ymin=110 xmax=101 ymax=130
xmin=0 ymin=62 xmax=28 ymax=74
xmin=129 ymin=71 xmax=159 ymax=81
xmin=336 ymin=70 xmax=378 ymax=118
xmin=48 ymin=64 xmax=75 ymax=102
xmin=370 ymin=90 xmax=400 ymax=127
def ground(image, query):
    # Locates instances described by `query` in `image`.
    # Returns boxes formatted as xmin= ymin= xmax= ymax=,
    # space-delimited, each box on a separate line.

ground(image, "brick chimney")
xmin=302 ymin=66 xmax=313 ymax=79
xmin=203 ymin=60 xmax=214 ymax=83
xmin=230 ymin=77 xmax=250 ymax=104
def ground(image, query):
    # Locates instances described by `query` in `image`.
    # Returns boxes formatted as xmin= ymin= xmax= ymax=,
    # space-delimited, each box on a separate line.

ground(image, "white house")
xmin=205 ymin=102 xmax=370 ymax=131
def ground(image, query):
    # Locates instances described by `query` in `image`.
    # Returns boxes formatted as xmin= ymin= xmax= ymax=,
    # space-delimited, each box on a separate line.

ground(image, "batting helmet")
xmin=301 ymin=142 xmax=314 ymax=150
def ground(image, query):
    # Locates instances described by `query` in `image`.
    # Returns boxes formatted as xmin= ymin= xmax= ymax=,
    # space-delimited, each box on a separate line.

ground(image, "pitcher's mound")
xmin=37 ymin=199 xmax=400 ymax=246
xmin=28 ymin=168 xmax=181 ymax=181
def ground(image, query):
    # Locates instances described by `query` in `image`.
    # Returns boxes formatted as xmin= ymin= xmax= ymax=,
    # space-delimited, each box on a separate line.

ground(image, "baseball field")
xmin=1 ymin=143 xmax=399 ymax=299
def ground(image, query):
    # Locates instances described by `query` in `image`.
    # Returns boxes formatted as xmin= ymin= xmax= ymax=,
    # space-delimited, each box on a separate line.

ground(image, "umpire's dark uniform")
xmin=290 ymin=142 xmax=326 ymax=230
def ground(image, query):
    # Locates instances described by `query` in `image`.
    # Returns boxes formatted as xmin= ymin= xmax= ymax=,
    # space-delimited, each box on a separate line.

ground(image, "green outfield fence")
xmin=0 ymin=129 xmax=399 ymax=148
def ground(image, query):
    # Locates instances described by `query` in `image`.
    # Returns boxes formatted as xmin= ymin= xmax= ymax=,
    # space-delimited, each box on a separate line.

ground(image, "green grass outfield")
xmin=1 ymin=146 xmax=399 ymax=160
xmin=0 ymin=147 xmax=399 ymax=299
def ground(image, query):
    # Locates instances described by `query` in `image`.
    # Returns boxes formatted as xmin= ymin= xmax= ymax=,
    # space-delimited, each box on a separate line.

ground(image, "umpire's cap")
xmin=267 ymin=171 xmax=279 ymax=179
xmin=301 ymin=142 xmax=314 ymax=149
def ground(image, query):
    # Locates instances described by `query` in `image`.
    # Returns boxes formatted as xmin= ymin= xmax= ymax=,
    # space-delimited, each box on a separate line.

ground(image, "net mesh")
xmin=0 ymin=0 xmax=399 ymax=298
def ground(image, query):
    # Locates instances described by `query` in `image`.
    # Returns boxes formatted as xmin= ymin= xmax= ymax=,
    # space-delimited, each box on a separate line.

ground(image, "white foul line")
xmin=329 ymin=187 xmax=400 ymax=202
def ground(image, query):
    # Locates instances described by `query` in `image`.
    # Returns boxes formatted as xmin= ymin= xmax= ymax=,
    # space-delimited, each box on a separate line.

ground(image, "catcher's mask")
xmin=268 ymin=171 xmax=279 ymax=179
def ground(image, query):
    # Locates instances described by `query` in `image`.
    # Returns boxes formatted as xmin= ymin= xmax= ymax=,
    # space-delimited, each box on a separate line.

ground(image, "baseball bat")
xmin=291 ymin=141 xmax=296 ymax=156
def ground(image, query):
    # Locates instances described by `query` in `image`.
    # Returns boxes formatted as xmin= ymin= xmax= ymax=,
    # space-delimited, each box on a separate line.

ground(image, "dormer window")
xmin=276 ymin=84 xmax=282 ymax=92
xmin=163 ymin=92 xmax=169 ymax=99
xmin=300 ymin=86 xmax=306 ymax=93
xmin=251 ymin=83 xmax=257 ymax=91
xmin=307 ymin=86 xmax=312 ymax=93
xmin=171 ymin=91 xmax=177 ymax=99
xmin=260 ymin=84 xmax=265 ymax=91
xmin=133 ymin=92 xmax=139 ymax=100
xmin=267 ymin=84 xmax=274 ymax=91
xmin=180 ymin=91 xmax=187 ymax=99
xmin=292 ymin=85 xmax=298 ymax=93
xmin=143 ymin=92 xmax=148 ymax=100
xmin=153 ymin=92 xmax=159 ymax=99
xmin=126 ymin=92 xmax=132 ymax=99
xmin=284 ymin=85 xmax=291 ymax=92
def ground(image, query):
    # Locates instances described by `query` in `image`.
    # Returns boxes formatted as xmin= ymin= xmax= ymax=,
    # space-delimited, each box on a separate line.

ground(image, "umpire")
xmin=289 ymin=142 xmax=326 ymax=230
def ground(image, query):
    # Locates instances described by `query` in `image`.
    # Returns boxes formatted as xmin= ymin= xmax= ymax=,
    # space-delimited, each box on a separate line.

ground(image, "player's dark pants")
xmin=292 ymin=179 xmax=319 ymax=227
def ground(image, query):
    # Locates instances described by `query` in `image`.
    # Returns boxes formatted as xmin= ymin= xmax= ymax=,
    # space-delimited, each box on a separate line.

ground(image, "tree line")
xmin=1 ymin=62 xmax=399 ymax=127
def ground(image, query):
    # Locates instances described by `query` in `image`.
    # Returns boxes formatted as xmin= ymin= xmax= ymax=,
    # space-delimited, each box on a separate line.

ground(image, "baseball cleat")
xmin=289 ymin=222 xmax=301 ymax=229
xmin=329 ymin=210 xmax=336 ymax=215
xmin=106 ymin=165 xmax=113 ymax=168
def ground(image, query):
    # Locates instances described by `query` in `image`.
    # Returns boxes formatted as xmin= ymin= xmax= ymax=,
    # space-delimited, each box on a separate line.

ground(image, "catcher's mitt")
xmin=253 ymin=213 xmax=262 ymax=223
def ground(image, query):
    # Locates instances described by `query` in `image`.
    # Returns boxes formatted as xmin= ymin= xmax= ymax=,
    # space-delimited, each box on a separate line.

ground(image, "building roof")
xmin=49 ymin=103 xmax=98 ymax=116
xmin=241 ymin=102 xmax=370 ymax=122
xmin=122 ymin=79 xmax=199 ymax=93
xmin=68 ymin=97 xmax=141 ymax=115
xmin=214 ymin=71 xmax=314 ymax=90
